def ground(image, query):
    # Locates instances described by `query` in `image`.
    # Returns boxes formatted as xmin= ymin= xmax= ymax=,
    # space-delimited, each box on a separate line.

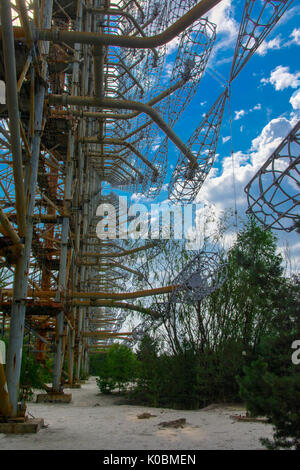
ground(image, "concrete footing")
xmin=0 ymin=418 xmax=44 ymax=434
xmin=36 ymin=393 xmax=72 ymax=404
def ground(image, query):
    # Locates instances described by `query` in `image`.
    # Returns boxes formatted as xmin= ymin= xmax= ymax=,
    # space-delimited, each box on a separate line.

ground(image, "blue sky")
xmin=125 ymin=0 xmax=300 ymax=272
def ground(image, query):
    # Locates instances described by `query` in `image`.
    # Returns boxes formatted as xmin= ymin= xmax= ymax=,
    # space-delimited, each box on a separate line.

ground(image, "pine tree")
xmin=238 ymin=276 xmax=300 ymax=449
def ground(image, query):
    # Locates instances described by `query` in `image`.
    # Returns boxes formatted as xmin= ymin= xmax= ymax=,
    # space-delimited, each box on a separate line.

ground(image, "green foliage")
xmin=96 ymin=357 xmax=117 ymax=394
xmin=132 ymin=335 xmax=245 ymax=409
xmin=89 ymin=352 xmax=107 ymax=376
xmin=237 ymin=278 xmax=300 ymax=449
xmin=260 ymin=374 xmax=300 ymax=450
xmin=20 ymin=354 xmax=52 ymax=397
xmin=96 ymin=344 xmax=138 ymax=394
xmin=2 ymin=333 xmax=52 ymax=398
xmin=238 ymin=361 xmax=300 ymax=450
xmin=134 ymin=335 xmax=162 ymax=406
xmin=130 ymin=218 xmax=295 ymax=413
xmin=237 ymin=358 xmax=273 ymax=417
xmin=210 ymin=217 xmax=285 ymax=350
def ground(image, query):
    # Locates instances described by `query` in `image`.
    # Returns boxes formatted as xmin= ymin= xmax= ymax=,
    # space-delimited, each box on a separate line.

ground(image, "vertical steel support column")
xmin=67 ymin=327 xmax=75 ymax=384
xmin=70 ymin=0 xmax=83 ymax=385
xmin=52 ymin=131 xmax=74 ymax=391
xmin=83 ymin=314 xmax=89 ymax=377
xmin=75 ymin=309 xmax=83 ymax=381
xmin=73 ymin=0 xmax=85 ymax=384
xmin=0 ymin=0 xmax=26 ymax=236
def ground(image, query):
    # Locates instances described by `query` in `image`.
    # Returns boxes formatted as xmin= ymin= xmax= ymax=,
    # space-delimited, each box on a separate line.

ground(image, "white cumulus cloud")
xmin=290 ymin=28 xmax=300 ymax=45
xmin=257 ymin=36 xmax=282 ymax=56
xmin=250 ymin=103 xmax=262 ymax=112
xmin=261 ymin=65 xmax=300 ymax=91
xmin=289 ymin=88 xmax=300 ymax=110
xmin=195 ymin=115 xmax=299 ymax=267
xmin=234 ymin=109 xmax=246 ymax=121
xmin=207 ymin=0 xmax=238 ymax=64
xmin=250 ymin=117 xmax=293 ymax=165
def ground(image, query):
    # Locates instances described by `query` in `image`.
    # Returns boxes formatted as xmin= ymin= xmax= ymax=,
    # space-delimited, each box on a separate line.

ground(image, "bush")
xmin=89 ymin=352 xmax=107 ymax=376
xmin=96 ymin=344 xmax=138 ymax=394
xmin=20 ymin=354 xmax=52 ymax=398
xmin=2 ymin=335 xmax=52 ymax=399
xmin=133 ymin=335 xmax=162 ymax=406
xmin=237 ymin=283 xmax=300 ymax=449
xmin=238 ymin=359 xmax=300 ymax=449
xmin=131 ymin=335 xmax=245 ymax=409
xmin=237 ymin=358 xmax=274 ymax=417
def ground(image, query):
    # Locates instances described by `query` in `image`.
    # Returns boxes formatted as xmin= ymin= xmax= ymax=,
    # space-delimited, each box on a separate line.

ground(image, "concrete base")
xmin=0 ymin=418 xmax=44 ymax=434
xmin=36 ymin=393 xmax=72 ymax=404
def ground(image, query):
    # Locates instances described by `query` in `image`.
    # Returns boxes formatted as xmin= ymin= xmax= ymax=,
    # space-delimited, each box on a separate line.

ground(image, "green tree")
xmin=212 ymin=217 xmax=284 ymax=350
xmin=237 ymin=276 xmax=300 ymax=449
xmin=134 ymin=334 xmax=163 ymax=406
xmin=89 ymin=352 xmax=107 ymax=376
xmin=130 ymin=218 xmax=290 ymax=409
xmin=96 ymin=343 xmax=137 ymax=394
xmin=2 ymin=332 xmax=52 ymax=399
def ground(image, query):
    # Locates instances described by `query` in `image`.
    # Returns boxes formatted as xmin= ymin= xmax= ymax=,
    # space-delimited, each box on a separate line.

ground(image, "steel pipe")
xmin=49 ymin=95 xmax=198 ymax=167
xmin=38 ymin=0 xmax=222 ymax=49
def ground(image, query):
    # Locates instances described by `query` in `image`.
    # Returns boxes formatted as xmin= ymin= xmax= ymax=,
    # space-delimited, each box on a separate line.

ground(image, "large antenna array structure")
xmin=245 ymin=120 xmax=300 ymax=232
xmin=168 ymin=0 xmax=294 ymax=204
xmin=0 ymin=0 xmax=226 ymax=419
xmin=0 ymin=0 xmax=295 ymax=422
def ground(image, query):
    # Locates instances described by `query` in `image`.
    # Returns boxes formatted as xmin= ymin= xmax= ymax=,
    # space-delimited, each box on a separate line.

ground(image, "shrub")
xmin=96 ymin=344 xmax=137 ymax=394
xmin=237 ymin=283 xmax=300 ymax=449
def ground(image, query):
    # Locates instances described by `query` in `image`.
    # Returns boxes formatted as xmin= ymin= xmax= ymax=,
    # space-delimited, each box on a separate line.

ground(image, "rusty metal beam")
xmin=38 ymin=0 xmax=222 ymax=49
xmin=49 ymin=95 xmax=198 ymax=167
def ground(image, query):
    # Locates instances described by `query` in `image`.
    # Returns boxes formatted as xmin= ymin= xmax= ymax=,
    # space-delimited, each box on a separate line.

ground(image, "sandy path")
xmin=0 ymin=377 xmax=273 ymax=450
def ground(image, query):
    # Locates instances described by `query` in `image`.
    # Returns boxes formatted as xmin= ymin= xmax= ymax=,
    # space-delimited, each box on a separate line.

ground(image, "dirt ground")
xmin=0 ymin=377 xmax=274 ymax=450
